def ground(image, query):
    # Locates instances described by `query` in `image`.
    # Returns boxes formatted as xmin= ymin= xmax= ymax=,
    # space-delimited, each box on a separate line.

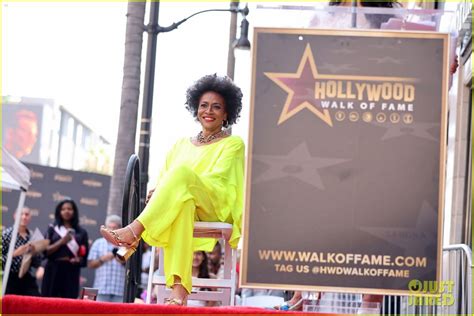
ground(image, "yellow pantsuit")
xmin=137 ymin=136 xmax=244 ymax=294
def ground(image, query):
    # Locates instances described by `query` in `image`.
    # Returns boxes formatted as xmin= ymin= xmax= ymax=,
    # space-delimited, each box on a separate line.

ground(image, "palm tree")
xmin=107 ymin=1 xmax=146 ymax=215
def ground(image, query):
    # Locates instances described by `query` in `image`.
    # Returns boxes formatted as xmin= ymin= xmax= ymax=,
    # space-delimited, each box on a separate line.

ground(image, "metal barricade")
xmin=438 ymin=244 xmax=472 ymax=316
xmin=383 ymin=244 xmax=472 ymax=316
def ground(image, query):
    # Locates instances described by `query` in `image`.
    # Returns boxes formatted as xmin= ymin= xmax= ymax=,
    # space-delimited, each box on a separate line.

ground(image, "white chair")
xmin=241 ymin=295 xmax=285 ymax=308
xmin=146 ymin=222 xmax=237 ymax=305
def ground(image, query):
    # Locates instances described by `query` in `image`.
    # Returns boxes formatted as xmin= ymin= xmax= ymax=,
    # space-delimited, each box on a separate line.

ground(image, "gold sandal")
xmin=115 ymin=240 xmax=139 ymax=261
xmin=164 ymin=298 xmax=186 ymax=306
xmin=100 ymin=225 xmax=138 ymax=247
xmin=163 ymin=282 xmax=188 ymax=306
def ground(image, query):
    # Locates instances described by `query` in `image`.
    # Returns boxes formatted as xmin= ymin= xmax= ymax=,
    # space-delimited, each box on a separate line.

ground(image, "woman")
xmin=42 ymin=199 xmax=89 ymax=298
xmin=101 ymin=74 xmax=244 ymax=306
xmin=2 ymin=208 xmax=41 ymax=296
xmin=188 ymin=251 xmax=215 ymax=307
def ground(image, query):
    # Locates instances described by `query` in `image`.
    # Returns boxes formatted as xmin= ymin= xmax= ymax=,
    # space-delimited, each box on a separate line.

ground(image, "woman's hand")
xmin=101 ymin=252 xmax=115 ymax=263
xmin=60 ymin=233 xmax=72 ymax=245
xmin=13 ymin=244 xmax=31 ymax=257
xmin=145 ymin=188 xmax=155 ymax=204
xmin=70 ymin=257 xmax=81 ymax=264
xmin=47 ymin=229 xmax=73 ymax=255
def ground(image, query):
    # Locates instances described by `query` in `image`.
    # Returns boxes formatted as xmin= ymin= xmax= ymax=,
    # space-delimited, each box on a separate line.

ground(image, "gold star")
xmin=265 ymin=44 xmax=333 ymax=127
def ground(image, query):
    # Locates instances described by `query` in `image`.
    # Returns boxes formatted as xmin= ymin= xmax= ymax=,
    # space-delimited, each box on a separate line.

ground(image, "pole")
xmin=138 ymin=0 xmax=160 ymax=210
xmin=128 ymin=1 xmax=160 ymax=301
xmin=226 ymin=0 xmax=239 ymax=80
xmin=351 ymin=0 xmax=357 ymax=28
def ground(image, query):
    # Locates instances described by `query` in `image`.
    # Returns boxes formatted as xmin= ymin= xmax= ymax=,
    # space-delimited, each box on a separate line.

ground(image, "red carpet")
xmin=1 ymin=295 xmax=335 ymax=315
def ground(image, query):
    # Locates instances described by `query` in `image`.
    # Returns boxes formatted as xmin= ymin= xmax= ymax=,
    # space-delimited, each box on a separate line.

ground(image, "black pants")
xmin=5 ymin=271 xmax=40 ymax=296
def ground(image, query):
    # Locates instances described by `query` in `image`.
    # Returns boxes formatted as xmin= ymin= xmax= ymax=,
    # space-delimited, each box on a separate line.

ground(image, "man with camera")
xmin=88 ymin=215 xmax=125 ymax=302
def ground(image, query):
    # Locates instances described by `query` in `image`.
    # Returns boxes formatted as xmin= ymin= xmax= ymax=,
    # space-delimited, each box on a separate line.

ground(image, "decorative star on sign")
xmin=265 ymin=43 xmax=418 ymax=127
xmin=371 ymin=121 xmax=440 ymax=142
xmin=360 ymin=200 xmax=438 ymax=254
xmin=252 ymin=142 xmax=349 ymax=190
xmin=265 ymin=44 xmax=333 ymax=127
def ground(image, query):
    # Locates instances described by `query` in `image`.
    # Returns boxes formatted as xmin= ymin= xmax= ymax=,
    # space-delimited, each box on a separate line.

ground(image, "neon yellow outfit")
xmin=137 ymin=135 xmax=244 ymax=293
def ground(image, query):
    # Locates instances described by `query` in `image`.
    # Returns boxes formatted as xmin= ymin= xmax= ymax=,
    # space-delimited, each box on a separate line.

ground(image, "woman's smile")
xmin=198 ymin=91 xmax=227 ymax=136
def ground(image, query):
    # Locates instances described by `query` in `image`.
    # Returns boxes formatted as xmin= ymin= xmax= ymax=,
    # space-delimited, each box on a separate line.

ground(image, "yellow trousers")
xmin=137 ymin=165 xmax=219 ymax=294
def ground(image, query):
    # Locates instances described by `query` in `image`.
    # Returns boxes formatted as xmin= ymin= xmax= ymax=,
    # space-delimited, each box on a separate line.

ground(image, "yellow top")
xmin=157 ymin=135 xmax=245 ymax=249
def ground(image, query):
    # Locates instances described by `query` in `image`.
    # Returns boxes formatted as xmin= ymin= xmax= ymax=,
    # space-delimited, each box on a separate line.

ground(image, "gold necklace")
xmin=196 ymin=130 xmax=228 ymax=143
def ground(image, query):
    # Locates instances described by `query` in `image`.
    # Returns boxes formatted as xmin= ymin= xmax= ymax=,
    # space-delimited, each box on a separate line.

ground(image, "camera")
xmin=112 ymin=247 xmax=119 ymax=257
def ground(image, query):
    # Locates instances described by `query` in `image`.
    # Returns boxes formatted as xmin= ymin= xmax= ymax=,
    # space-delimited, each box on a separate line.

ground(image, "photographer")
xmin=88 ymin=215 xmax=125 ymax=302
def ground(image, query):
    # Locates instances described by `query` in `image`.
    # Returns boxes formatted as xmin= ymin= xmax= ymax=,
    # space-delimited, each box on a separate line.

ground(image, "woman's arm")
xmin=45 ymin=227 xmax=71 ymax=256
xmin=12 ymin=244 xmax=32 ymax=257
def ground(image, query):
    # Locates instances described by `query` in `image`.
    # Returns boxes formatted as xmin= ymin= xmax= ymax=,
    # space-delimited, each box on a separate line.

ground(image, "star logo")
xmin=360 ymin=201 xmax=438 ymax=255
xmin=252 ymin=142 xmax=349 ymax=190
xmin=371 ymin=121 xmax=440 ymax=142
xmin=264 ymin=43 xmax=418 ymax=127
xmin=265 ymin=44 xmax=333 ymax=127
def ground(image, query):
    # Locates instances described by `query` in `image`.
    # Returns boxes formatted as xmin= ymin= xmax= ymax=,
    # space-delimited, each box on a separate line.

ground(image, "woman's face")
xmin=192 ymin=251 xmax=205 ymax=268
xmin=197 ymin=91 xmax=227 ymax=134
xmin=60 ymin=202 xmax=75 ymax=222
xmin=17 ymin=208 xmax=32 ymax=227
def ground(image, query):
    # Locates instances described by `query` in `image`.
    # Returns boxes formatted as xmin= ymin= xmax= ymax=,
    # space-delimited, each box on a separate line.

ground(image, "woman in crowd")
xmin=187 ymin=251 xmax=216 ymax=307
xmin=207 ymin=241 xmax=223 ymax=278
xmin=2 ymin=208 xmax=41 ymax=296
xmin=42 ymin=199 xmax=89 ymax=298
xmin=101 ymin=74 xmax=245 ymax=306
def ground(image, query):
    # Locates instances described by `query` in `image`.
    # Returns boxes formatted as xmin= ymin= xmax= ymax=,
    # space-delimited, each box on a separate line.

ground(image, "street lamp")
xmin=150 ymin=5 xmax=250 ymax=40
xmin=138 ymin=2 xmax=250 ymax=216
xmin=233 ymin=12 xmax=251 ymax=49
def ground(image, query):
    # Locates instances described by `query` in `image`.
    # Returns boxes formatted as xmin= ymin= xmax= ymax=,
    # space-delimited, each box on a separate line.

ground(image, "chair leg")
xmin=145 ymin=247 xmax=157 ymax=304
xmin=155 ymin=248 xmax=167 ymax=304
xmin=222 ymin=288 xmax=231 ymax=305
xmin=230 ymin=248 xmax=237 ymax=306
xmin=221 ymin=240 xmax=237 ymax=306
xmin=156 ymin=285 xmax=167 ymax=304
